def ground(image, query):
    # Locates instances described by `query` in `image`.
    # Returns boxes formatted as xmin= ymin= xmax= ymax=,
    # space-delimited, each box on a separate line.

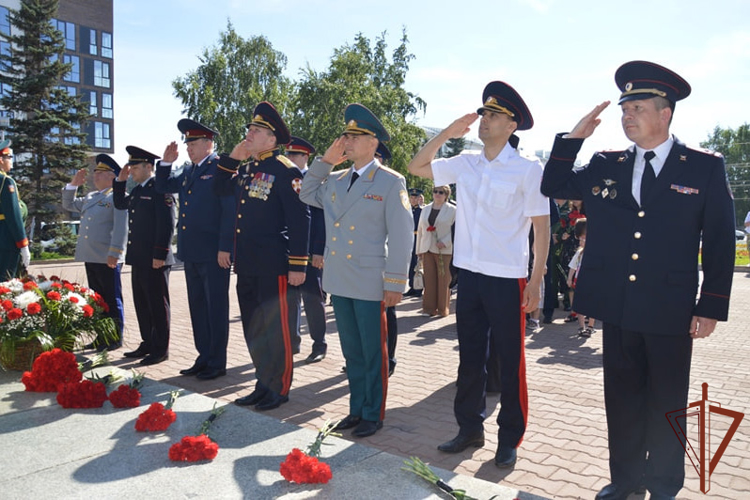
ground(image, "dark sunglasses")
xmin=433 ymin=189 xmax=445 ymax=195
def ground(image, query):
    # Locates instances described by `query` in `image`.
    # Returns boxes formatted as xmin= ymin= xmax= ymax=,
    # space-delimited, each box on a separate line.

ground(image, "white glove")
xmin=20 ymin=246 xmax=31 ymax=268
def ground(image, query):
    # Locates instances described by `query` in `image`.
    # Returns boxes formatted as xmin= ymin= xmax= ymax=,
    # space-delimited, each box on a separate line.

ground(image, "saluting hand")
xmin=565 ymin=101 xmax=610 ymax=140
xmin=229 ymin=140 xmax=253 ymax=162
xmin=321 ymin=136 xmax=347 ymax=166
xmin=445 ymin=113 xmax=479 ymax=139
xmin=162 ymin=141 xmax=179 ymax=164
xmin=70 ymin=168 xmax=87 ymax=187
xmin=117 ymin=164 xmax=130 ymax=182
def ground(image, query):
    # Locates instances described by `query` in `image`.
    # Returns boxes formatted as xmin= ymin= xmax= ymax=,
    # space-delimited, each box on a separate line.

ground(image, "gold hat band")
xmin=619 ymin=87 xmax=667 ymax=98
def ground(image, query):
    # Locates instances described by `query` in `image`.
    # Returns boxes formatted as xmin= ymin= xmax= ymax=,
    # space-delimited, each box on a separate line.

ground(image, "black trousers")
xmin=130 ymin=265 xmax=170 ymax=356
xmin=294 ymin=265 xmax=327 ymax=352
xmin=454 ymin=268 xmax=527 ymax=448
xmin=236 ymin=274 xmax=297 ymax=396
xmin=602 ymin=323 xmax=692 ymax=497
xmin=85 ymin=262 xmax=124 ymax=340
xmin=184 ymin=261 xmax=231 ymax=370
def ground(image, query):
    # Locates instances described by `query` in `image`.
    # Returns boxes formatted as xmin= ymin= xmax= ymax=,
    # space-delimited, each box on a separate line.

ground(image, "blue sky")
xmin=113 ymin=0 xmax=750 ymax=164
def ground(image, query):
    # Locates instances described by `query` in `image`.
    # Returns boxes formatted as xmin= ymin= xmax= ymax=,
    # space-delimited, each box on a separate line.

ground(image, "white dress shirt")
xmin=431 ymin=142 xmax=549 ymax=279
xmin=631 ymin=135 xmax=674 ymax=206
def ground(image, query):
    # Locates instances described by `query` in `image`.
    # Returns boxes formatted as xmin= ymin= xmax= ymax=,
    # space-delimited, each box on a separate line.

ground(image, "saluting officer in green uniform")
xmin=300 ymin=104 xmax=413 ymax=438
xmin=0 ymin=140 xmax=31 ymax=280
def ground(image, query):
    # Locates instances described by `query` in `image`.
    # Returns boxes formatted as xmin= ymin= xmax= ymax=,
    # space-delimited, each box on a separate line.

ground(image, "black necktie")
xmin=348 ymin=171 xmax=359 ymax=191
xmin=640 ymin=150 xmax=656 ymax=204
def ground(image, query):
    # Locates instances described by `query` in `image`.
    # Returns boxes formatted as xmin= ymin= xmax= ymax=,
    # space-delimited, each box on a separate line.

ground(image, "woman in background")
xmin=416 ymin=185 xmax=456 ymax=317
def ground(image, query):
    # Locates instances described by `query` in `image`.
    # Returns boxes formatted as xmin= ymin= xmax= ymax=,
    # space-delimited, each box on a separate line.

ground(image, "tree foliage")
xmin=0 ymin=0 xmax=89 ymax=233
xmin=700 ymin=123 xmax=750 ymax=227
xmin=289 ymin=30 xmax=427 ymax=184
xmin=445 ymin=137 xmax=466 ymax=158
xmin=172 ymin=21 xmax=292 ymax=152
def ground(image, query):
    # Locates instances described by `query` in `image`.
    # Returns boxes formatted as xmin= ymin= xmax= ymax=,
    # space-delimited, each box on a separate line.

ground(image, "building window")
xmin=63 ymin=55 xmax=80 ymax=83
xmin=0 ymin=6 xmax=10 ymax=36
xmin=65 ymin=123 xmax=81 ymax=145
xmin=0 ymin=40 xmax=10 ymax=71
xmin=102 ymin=93 xmax=112 ymax=119
xmin=95 ymin=121 xmax=110 ymax=148
xmin=94 ymin=60 xmax=110 ymax=87
xmin=101 ymin=32 xmax=112 ymax=58
xmin=52 ymin=20 xmax=76 ymax=51
xmin=88 ymin=90 xmax=97 ymax=116
xmin=89 ymin=29 xmax=97 ymax=55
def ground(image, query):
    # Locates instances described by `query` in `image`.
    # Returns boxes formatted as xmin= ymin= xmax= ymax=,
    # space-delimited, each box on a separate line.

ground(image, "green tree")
xmin=0 ymin=0 xmax=89 ymax=235
xmin=700 ymin=123 xmax=750 ymax=227
xmin=172 ymin=21 xmax=292 ymax=152
xmin=445 ymin=137 xmax=465 ymax=158
xmin=288 ymin=30 xmax=427 ymax=184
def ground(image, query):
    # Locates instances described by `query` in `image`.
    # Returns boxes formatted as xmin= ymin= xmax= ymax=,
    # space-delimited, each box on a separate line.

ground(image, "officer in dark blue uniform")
xmin=404 ymin=187 xmax=423 ymax=297
xmin=156 ymin=119 xmax=236 ymax=380
xmin=113 ymin=146 xmax=176 ymax=366
xmin=214 ymin=102 xmax=310 ymax=411
xmin=286 ymin=136 xmax=328 ymax=364
xmin=541 ymin=61 xmax=736 ymax=500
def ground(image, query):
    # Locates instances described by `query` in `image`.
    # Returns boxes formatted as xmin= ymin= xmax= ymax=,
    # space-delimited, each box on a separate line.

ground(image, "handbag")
xmin=413 ymin=260 xmax=424 ymax=290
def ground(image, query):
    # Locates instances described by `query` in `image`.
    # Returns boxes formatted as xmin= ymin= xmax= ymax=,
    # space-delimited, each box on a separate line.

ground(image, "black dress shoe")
xmin=351 ymin=419 xmax=382 ymax=437
xmin=437 ymin=431 xmax=485 ymax=453
xmin=595 ymin=483 xmax=638 ymax=500
xmin=139 ymin=353 xmax=168 ymax=366
xmin=179 ymin=363 xmax=206 ymax=376
xmin=123 ymin=347 xmax=149 ymax=358
xmin=304 ymin=350 xmax=326 ymax=364
xmin=255 ymin=392 xmax=289 ymax=411
xmin=333 ymin=414 xmax=361 ymax=430
xmin=235 ymin=388 xmax=268 ymax=406
xmin=494 ymin=446 xmax=517 ymax=468
xmin=196 ymin=368 xmax=226 ymax=380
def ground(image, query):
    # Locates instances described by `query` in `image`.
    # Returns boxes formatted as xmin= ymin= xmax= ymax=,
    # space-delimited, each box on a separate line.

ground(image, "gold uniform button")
xmin=350 ymin=226 xmax=355 ymax=231
xmin=128 ymin=240 xmax=131 ymax=244
xmin=634 ymin=232 xmax=642 ymax=239
xmin=182 ymin=226 xmax=186 ymax=230
xmin=84 ymin=235 xmax=88 ymax=239
xmin=638 ymin=210 xmax=645 ymax=218
xmin=238 ymin=213 xmax=242 ymax=218
xmin=332 ymin=237 xmax=337 ymax=242
xmin=334 ymin=222 xmax=340 ymax=228
xmin=631 ymin=253 xmax=639 ymax=260
xmin=629 ymin=275 xmax=637 ymax=282
xmin=181 ymin=213 xmax=186 ymax=218
xmin=349 ymin=240 xmax=353 ymax=245
xmin=346 ymin=254 xmax=352 ymax=259
xmin=331 ymin=251 xmax=336 ymax=256
xmin=236 ymin=229 xmax=241 ymax=233
xmin=188 ymin=190 xmax=192 ymax=195
xmin=241 ymin=199 xmax=245 ymax=204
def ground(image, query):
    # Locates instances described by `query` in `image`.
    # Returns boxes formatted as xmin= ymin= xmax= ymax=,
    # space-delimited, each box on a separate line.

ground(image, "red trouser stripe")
xmin=379 ymin=302 xmax=389 ymax=421
xmin=278 ymin=275 xmax=293 ymax=395
xmin=517 ymin=278 xmax=529 ymax=446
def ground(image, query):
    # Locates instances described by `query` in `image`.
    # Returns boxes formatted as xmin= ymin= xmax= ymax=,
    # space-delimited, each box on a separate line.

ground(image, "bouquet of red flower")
xmin=169 ymin=404 xmax=225 ymax=462
xmin=279 ymin=419 xmax=339 ymax=484
xmin=57 ymin=379 xmax=108 ymax=408
xmin=109 ymin=371 xmax=145 ymax=408
xmin=21 ymin=348 xmax=82 ymax=392
xmin=135 ymin=390 xmax=180 ymax=432
xmin=0 ymin=276 xmax=117 ymax=369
